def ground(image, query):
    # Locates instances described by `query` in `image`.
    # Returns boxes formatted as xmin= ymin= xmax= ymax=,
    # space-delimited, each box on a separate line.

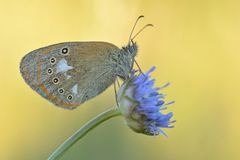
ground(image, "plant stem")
xmin=48 ymin=107 xmax=121 ymax=160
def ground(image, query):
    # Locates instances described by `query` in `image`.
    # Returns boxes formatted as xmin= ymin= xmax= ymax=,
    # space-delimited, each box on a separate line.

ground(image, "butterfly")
xmin=20 ymin=15 xmax=153 ymax=110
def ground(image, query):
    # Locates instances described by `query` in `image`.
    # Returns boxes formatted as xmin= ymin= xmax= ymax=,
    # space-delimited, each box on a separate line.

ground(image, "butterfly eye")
xmin=50 ymin=57 xmax=56 ymax=64
xmin=58 ymin=88 xmax=64 ymax=94
xmin=61 ymin=48 xmax=69 ymax=55
xmin=67 ymin=94 xmax=73 ymax=101
xmin=47 ymin=68 xmax=53 ymax=75
xmin=52 ymin=77 xmax=59 ymax=84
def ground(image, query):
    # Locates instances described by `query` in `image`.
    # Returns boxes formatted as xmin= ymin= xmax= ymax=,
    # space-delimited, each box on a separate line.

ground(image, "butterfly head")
xmin=122 ymin=41 xmax=138 ymax=57
xmin=116 ymin=15 xmax=153 ymax=80
xmin=117 ymin=16 xmax=153 ymax=80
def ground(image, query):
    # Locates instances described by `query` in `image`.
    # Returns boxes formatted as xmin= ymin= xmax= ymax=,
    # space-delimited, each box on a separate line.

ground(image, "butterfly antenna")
xmin=128 ymin=15 xmax=145 ymax=45
xmin=131 ymin=24 xmax=153 ymax=41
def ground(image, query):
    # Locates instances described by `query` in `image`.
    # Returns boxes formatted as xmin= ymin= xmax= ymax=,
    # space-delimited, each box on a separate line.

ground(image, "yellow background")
xmin=0 ymin=0 xmax=239 ymax=159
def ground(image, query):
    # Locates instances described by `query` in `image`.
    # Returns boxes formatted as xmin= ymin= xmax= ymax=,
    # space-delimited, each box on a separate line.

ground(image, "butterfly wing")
xmin=20 ymin=42 xmax=119 ymax=109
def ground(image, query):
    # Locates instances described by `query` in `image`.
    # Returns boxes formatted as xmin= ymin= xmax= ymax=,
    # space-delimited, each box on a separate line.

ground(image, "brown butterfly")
xmin=20 ymin=15 xmax=153 ymax=110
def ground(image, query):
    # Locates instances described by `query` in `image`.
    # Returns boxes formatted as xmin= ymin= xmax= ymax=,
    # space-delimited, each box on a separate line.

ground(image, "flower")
xmin=117 ymin=66 xmax=175 ymax=137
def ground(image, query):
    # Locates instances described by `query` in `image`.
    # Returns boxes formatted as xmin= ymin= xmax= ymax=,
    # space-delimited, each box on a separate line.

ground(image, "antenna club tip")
xmin=147 ymin=24 xmax=154 ymax=27
xmin=138 ymin=15 xmax=144 ymax=19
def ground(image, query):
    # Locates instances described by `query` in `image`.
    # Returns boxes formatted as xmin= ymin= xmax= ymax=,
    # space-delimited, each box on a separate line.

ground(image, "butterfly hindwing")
xmin=20 ymin=42 xmax=119 ymax=109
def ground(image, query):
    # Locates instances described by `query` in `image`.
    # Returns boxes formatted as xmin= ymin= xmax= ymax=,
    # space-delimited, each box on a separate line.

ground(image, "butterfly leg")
xmin=116 ymin=77 xmax=120 ymax=88
xmin=114 ymin=80 xmax=120 ymax=108
xmin=134 ymin=59 xmax=144 ymax=75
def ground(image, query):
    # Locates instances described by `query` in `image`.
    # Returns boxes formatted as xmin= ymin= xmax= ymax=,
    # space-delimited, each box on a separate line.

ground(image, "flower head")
xmin=117 ymin=66 xmax=175 ymax=136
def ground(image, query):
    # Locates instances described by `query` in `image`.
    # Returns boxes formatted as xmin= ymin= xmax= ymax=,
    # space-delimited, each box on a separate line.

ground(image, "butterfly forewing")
xmin=20 ymin=42 xmax=119 ymax=109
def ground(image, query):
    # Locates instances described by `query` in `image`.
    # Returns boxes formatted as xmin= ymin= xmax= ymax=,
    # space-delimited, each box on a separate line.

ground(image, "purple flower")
xmin=117 ymin=67 xmax=175 ymax=136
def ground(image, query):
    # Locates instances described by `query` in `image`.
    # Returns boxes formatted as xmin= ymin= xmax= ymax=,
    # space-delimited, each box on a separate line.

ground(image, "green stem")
xmin=48 ymin=107 xmax=121 ymax=160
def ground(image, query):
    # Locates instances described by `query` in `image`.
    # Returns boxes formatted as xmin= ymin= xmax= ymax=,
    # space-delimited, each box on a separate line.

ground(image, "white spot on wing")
xmin=56 ymin=59 xmax=73 ymax=73
xmin=71 ymin=84 xmax=78 ymax=95
xmin=64 ymin=72 xmax=72 ymax=79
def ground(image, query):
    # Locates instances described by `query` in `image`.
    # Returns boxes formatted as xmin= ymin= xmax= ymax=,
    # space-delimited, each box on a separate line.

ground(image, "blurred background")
xmin=1 ymin=0 xmax=240 ymax=159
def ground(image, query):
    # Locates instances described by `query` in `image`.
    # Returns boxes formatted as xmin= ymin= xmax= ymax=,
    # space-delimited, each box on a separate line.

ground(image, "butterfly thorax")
xmin=112 ymin=42 xmax=138 ymax=80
